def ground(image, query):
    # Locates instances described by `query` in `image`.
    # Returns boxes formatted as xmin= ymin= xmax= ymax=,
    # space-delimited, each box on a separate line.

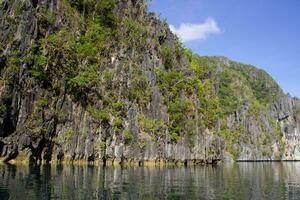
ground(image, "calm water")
xmin=0 ymin=163 xmax=300 ymax=199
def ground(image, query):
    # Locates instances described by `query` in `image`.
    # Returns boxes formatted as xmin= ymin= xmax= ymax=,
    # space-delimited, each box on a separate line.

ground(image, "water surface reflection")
xmin=1 ymin=162 xmax=300 ymax=199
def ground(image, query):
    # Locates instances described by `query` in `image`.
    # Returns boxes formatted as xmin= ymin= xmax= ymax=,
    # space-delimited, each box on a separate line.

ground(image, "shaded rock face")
xmin=0 ymin=0 xmax=223 ymax=164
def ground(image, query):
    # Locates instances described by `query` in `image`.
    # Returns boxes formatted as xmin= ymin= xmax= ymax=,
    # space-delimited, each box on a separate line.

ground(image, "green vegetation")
xmin=156 ymin=48 xmax=286 ymax=152
xmin=95 ymin=141 xmax=106 ymax=151
xmin=123 ymin=18 xmax=148 ymax=46
xmin=295 ymin=108 xmax=300 ymax=117
xmin=68 ymin=0 xmax=118 ymax=27
xmin=218 ymin=70 xmax=239 ymax=114
xmin=87 ymin=106 xmax=110 ymax=124
xmin=231 ymin=63 xmax=283 ymax=104
xmin=123 ymin=129 xmax=133 ymax=144
xmin=189 ymin=53 xmax=210 ymax=80
xmin=194 ymin=56 xmax=287 ymax=158
xmin=248 ymin=99 xmax=266 ymax=117
xmin=156 ymin=54 xmax=221 ymax=143
xmin=160 ymin=45 xmax=174 ymax=70
xmin=35 ymin=96 xmax=49 ymax=112
xmin=30 ymin=29 xmax=77 ymax=87
xmin=37 ymin=7 xmax=56 ymax=32
xmin=156 ymin=69 xmax=193 ymax=142
xmin=111 ymin=101 xmax=126 ymax=112
xmin=128 ymin=71 xmax=151 ymax=107
xmin=1 ymin=51 xmax=20 ymax=83
xmin=28 ymin=9 xmax=116 ymax=103
xmin=219 ymin=127 xmax=242 ymax=159
xmin=138 ymin=114 xmax=165 ymax=135
xmin=170 ymin=132 xmax=180 ymax=143
xmin=26 ymin=112 xmax=46 ymax=135
xmin=183 ymin=48 xmax=193 ymax=62
xmin=64 ymin=128 xmax=74 ymax=144
xmin=0 ymin=0 xmax=291 ymax=163
xmin=68 ymin=66 xmax=99 ymax=88
xmin=113 ymin=117 xmax=123 ymax=133
xmin=0 ymin=104 xmax=7 ymax=118
xmin=168 ymin=99 xmax=192 ymax=140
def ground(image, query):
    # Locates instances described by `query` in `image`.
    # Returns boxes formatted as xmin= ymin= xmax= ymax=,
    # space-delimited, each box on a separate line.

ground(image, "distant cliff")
xmin=195 ymin=56 xmax=300 ymax=161
xmin=0 ymin=0 xmax=299 ymax=165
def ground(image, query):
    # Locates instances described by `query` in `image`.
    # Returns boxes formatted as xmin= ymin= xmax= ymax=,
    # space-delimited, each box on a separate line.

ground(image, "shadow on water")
xmin=1 ymin=162 xmax=300 ymax=199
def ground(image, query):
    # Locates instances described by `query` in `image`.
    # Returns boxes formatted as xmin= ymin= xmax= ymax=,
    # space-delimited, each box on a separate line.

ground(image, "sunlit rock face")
xmin=236 ymin=97 xmax=300 ymax=161
xmin=275 ymin=97 xmax=300 ymax=160
xmin=0 ymin=0 xmax=299 ymax=164
xmin=0 ymin=0 xmax=223 ymax=164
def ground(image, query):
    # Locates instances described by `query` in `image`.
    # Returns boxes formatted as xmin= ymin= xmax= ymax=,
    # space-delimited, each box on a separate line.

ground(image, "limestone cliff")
xmin=196 ymin=57 xmax=300 ymax=161
xmin=0 ymin=0 xmax=298 ymax=165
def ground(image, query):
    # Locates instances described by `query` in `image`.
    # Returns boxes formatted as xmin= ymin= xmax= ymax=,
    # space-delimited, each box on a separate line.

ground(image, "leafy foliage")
xmin=123 ymin=128 xmax=133 ymax=144
xmin=87 ymin=106 xmax=110 ymax=124
xmin=138 ymin=114 xmax=165 ymax=135
xmin=160 ymin=45 xmax=174 ymax=70
xmin=218 ymin=70 xmax=240 ymax=114
xmin=64 ymin=128 xmax=74 ymax=144
xmin=113 ymin=117 xmax=123 ymax=133
xmin=231 ymin=63 xmax=283 ymax=104
xmin=0 ymin=0 xmax=289 ymax=158
xmin=69 ymin=0 xmax=118 ymax=27
xmin=295 ymin=108 xmax=300 ymax=117
xmin=128 ymin=71 xmax=151 ymax=107
xmin=219 ymin=127 xmax=243 ymax=159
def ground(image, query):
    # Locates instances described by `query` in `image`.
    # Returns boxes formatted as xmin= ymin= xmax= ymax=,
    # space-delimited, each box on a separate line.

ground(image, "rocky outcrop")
xmin=274 ymin=97 xmax=300 ymax=160
xmin=0 ymin=0 xmax=223 ymax=165
xmin=235 ymin=96 xmax=300 ymax=161
xmin=0 ymin=0 xmax=298 ymax=165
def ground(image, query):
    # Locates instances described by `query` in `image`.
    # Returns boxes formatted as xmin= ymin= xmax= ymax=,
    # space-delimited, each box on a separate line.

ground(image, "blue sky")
xmin=149 ymin=0 xmax=300 ymax=98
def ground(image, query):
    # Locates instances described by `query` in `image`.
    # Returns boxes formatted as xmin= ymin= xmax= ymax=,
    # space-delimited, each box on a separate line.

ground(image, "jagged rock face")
xmin=0 ymin=0 xmax=223 ymax=164
xmin=271 ymin=96 xmax=295 ymax=120
xmin=236 ymin=96 xmax=300 ymax=161
xmin=197 ymin=57 xmax=299 ymax=161
xmin=0 ymin=0 xmax=298 ymax=165
xmin=275 ymin=97 xmax=300 ymax=160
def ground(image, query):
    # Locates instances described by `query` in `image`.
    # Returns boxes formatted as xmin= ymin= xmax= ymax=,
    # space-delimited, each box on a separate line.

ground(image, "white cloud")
xmin=169 ymin=18 xmax=221 ymax=42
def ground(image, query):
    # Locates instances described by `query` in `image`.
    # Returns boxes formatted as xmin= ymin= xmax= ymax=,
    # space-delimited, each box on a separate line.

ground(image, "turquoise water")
xmin=0 ymin=162 xmax=300 ymax=199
